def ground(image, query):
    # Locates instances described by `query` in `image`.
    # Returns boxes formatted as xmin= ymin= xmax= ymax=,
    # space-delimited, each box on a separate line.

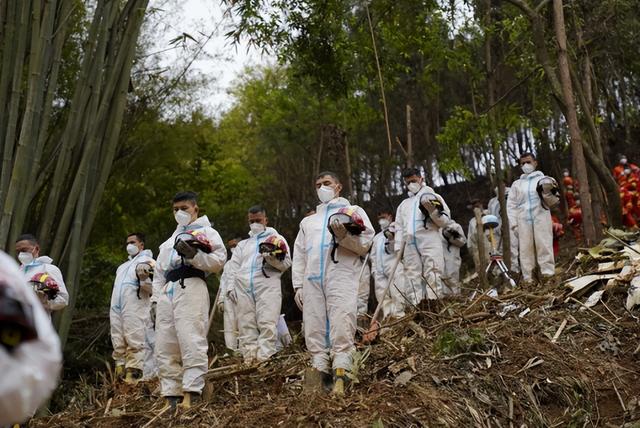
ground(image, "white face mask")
xmin=230 ymin=247 xmax=236 ymax=254
xmin=521 ymin=163 xmax=535 ymax=174
xmin=249 ymin=222 xmax=266 ymax=235
xmin=563 ymin=171 xmax=569 ymax=177
xmin=126 ymin=243 xmax=139 ymax=256
xmin=18 ymin=251 xmax=34 ymax=265
xmin=378 ymin=219 xmax=390 ymax=229
xmin=407 ymin=182 xmax=422 ymax=195
xmin=174 ymin=209 xmax=192 ymax=226
xmin=317 ymin=185 xmax=335 ymax=203
xmin=621 ymin=158 xmax=628 ymax=165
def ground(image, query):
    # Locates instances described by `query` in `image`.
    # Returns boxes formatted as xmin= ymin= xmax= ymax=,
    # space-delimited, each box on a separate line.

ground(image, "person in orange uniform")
xmin=567 ymin=200 xmax=582 ymax=241
xmin=613 ymin=155 xmax=640 ymax=185
xmin=551 ymin=215 xmax=564 ymax=257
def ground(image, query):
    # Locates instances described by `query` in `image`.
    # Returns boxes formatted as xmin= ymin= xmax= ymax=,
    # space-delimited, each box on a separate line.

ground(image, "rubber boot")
xmin=303 ymin=367 xmax=324 ymax=394
xmin=178 ymin=392 xmax=201 ymax=409
xmin=321 ymin=371 xmax=334 ymax=393
xmin=114 ymin=365 xmax=124 ymax=380
xmin=125 ymin=368 xmax=142 ymax=384
xmin=165 ymin=396 xmax=182 ymax=411
xmin=332 ymin=368 xmax=346 ymax=396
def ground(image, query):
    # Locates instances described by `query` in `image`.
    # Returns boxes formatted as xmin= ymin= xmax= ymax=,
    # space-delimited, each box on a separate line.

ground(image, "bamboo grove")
xmin=0 ymin=0 xmax=148 ymax=346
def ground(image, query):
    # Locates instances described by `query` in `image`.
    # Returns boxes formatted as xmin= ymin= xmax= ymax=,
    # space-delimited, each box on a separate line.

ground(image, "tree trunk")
xmin=484 ymin=0 xmax=511 ymax=267
xmin=552 ymin=0 xmax=596 ymax=245
xmin=504 ymin=0 xmax=623 ymax=228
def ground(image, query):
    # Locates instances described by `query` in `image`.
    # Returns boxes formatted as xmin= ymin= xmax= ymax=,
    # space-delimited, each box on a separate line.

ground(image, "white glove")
xmin=294 ymin=288 xmax=303 ymax=311
xmin=330 ymin=220 xmax=348 ymax=239
xmin=226 ymin=288 xmax=237 ymax=305
xmin=136 ymin=263 xmax=151 ymax=280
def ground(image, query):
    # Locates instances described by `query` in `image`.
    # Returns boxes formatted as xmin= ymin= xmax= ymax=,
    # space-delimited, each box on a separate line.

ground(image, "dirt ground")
xmin=31 ymin=239 xmax=640 ymax=427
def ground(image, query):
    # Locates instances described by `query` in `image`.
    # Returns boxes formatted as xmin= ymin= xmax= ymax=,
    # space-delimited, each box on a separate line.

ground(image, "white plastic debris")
xmin=580 ymin=290 xmax=604 ymax=311
xmin=625 ymin=276 xmax=640 ymax=311
xmin=497 ymin=303 xmax=518 ymax=318
xmin=518 ymin=308 xmax=531 ymax=318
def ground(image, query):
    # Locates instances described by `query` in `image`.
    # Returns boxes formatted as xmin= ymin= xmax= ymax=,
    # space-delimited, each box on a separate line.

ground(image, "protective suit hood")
xmin=34 ymin=255 xmax=53 ymax=265
xmin=519 ymin=170 xmax=543 ymax=180
xmin=249 ymin=226 xmax=277 ymax=238
xmin=316 ymin=196 xmax=350 ymax=211
xmin=129 ymin=249 xmax=153 ymax=260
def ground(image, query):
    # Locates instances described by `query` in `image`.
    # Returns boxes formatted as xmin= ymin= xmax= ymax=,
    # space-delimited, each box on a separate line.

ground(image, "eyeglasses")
xmin=126 ymin=241 xmax=137 ymax=245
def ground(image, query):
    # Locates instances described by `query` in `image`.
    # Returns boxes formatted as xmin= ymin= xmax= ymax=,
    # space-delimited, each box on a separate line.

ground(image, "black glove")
xmin=150 ymin=302 xmax=157 ymax=329
xmin=175 ymin=240 xmax=198 ymax=259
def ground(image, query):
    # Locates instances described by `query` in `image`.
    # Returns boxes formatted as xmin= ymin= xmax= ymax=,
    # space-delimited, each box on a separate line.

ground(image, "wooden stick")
xmin=103 ymin=397 xmax=112 ymax=416
xmin=551 ymin=318 xmax=567 ymax=343
xmin=604 ymin=229 xmax=640 ymax=255
xmin=206 ymin=282 xmax=223 ymax=335
xmin=141 ymin=405 xmax=171 ymax=428
xmin=612 ymin=381 xmax=627 ymax=412
xmin=365 ymin=2 xmax=393 ymax=155
xmin=569 ymin=297 xmax=617 ymax=328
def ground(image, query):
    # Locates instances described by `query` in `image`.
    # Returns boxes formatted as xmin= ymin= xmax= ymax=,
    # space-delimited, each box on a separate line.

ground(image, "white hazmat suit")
xmin=467 ymin=216 xmax=491 ymax=271
xmin=0 ymin=251 xmax=62 ymax=425
xmin=292 ymin=197 xmax=374 ymax=373
xmin=395 ymin=185 xmax=451 ymax=302
xmin=218 ymin=260 xmax=239 ymax=351
xmin=507 ymin=170 xmax=554 ymax=282
xmin=357 ymin=260 xmax=371 ymax=316
xmin=110 ymin=249 xmax=156 ymax=377
xmin=370 ymin=228 xmax=406 ymax=319
xmin=20 ymin=256 xmax=68 ymax=316
xmin=440 ymin=221 xmax=466 ymax=294
xmin=488 ymin=187 xmax=519 ymax=272
xmin=152 ymin=215 xmax=226 ymax=397
xmin=226 ymin=227 xmax=291 ymax=362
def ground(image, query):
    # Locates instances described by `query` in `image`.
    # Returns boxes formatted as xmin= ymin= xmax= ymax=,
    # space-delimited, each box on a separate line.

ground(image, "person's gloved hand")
xmin=175 ymin=240 xmax=198 ymax=259
xmin=150 ymin=302 xmax=157 ymax=329
xmin=442 ymin=227 xmax=453 ymax=240
xmin=422 ymin=198 xmax=436 ymax=214
xmin=263 ymin=253 xmax=279 ymax=267
xmin=139 ymin=279 xmax=153 ymax=295
xmin=226 ymin=288 xmax=237 ymax=305
xmin=136 ymin=263 xmax=151 ymax=280
xmin=294 ymin=288 xmax=303 ymax=311
xmin=330 ymin=220 xmax=348 ymax=239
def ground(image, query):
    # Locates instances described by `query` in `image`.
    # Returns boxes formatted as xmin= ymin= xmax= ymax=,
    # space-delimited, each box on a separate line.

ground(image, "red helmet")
xmin=29 ymin=273 xmax=60 ymax=299
xmin=259 ymin=235 xmax=288 ymax=260
xmin=0 ymin=281 xmax=38 ymax=351
xmin=327 ymin=207 xmax=366 ymax=236
xmin=175 ymin=230 xmax=213 ymax=253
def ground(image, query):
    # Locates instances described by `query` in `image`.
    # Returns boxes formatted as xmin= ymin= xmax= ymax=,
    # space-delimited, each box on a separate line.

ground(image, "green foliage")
xmin=433 ymin=328 xmax=485 ymax=357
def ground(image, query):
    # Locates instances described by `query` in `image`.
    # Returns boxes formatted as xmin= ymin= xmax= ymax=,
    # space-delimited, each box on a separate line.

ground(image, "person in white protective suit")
xmin=507 ymin=153 xmax=556 ymax=283
xmin=467 ymin=200 xmax=492 ymax=272
xmin=370 ymin=211 xmax=406 ymax=319
xmin=440 ymin=220 xmax=466 ymax=295
xmin=394 ymin=167 xmax=452 ymax=303
xmin=356 ymin=259 xmax=371 ymax=317
xmin=110 ymin=232 xmax=156 ymax=383
xmin=487 ymin=186 xmax=519 ymax=272
xmin=152 ymin=191 xmax=226 ymax=409
xmin=0 ymin=250 xmax=62 ymax=425
xmin=15 ymin=234 xmax=69 ymax=318
xmin=292 ymin=171 xmax=374 ymax=394
xmin=224 ymin=205 xmax=292 ymax=363
xmin=217 ymin=238 xmax=242 ymax=352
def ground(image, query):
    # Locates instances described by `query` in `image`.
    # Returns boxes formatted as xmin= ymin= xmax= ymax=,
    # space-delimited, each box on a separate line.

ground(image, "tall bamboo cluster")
xmin=0 ymin=0 xmax=149 ymax=346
